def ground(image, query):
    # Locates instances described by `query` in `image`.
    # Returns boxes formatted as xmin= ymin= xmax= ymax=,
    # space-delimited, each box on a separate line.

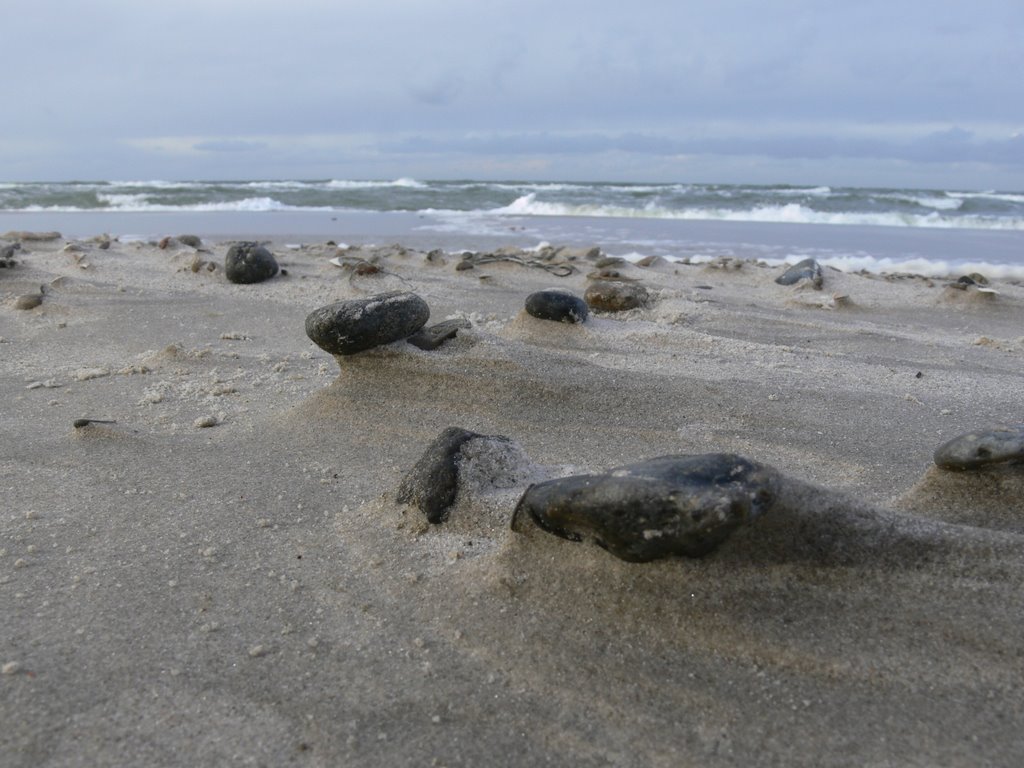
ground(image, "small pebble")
xmin=524 ymin=289 xmax=589 ymax=324
xmin=934 ymin=424 xmax=1024 ymax=471
xmin=194 ymin=415 xmax=218 ymax=428
xmin=513 ymin=453 xmax=778 ymax=562
xmin=584 ymin=281 xmax=649 ymax=312
xmin=305 ymin=291 xmax=430 ymax=356
xmin=225 ymin=242 xmax=279 ymax=284
xmin=775 ymin=258 xmax=824 ymax=288
xmin=1 ymin=662 xmax=22 ymax=675
xmin=249 ymin=645 xmax=268 ymax=658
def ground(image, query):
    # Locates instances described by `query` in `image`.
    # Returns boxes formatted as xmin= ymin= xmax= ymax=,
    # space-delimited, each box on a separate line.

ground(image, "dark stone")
xmin=0 ymin=243 xmax=19 ymax=268
xmin=512 ymin=454 xmax=778 ymax=562
xmin=934 ymin=425 xmax=1024 ymax=471
xmin=524 ymin=289 xmax=589 ymax=324
xmin=595 ymin=256 xmax=625 ymax=269
xmin=397 ymin=427 xmax=484 ymax=523
xmin=407 ymin=318 xmax=472 ymax=350
xmin=584 ymin=281 xmax=649 ymax=312
xmin=775 ymin=258 xmax=823 ymax=288
xmin=178 ymin=235 xmax=203 ymax=248
xmin=305 ymin=291 xmax=430 ymax=356
xmin=224 ymin=242 xmax=279 ymax=284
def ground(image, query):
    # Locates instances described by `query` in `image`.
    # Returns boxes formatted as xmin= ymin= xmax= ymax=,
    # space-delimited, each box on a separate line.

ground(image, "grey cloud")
xmin=193 ymin=139 xmax=268 ymax=153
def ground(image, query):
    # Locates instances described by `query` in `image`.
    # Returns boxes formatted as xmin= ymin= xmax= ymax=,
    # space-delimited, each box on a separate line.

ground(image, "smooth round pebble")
xmin=934 ymin=424 xmax=1024 ymax=471
xmin=1 ymin=661 xmax=21 ymax=675
xmin=584 ymin=281 xmax=649 ymax=312
xmin=775 ymin=258 xmax=823 ymax=288
xmin=305 ymin=291 xmax=430 ymax=356
xmin=194 ymin=415 xmax=218 ymax=428
xmin=513 ymin=453 xmax=778 ymax=562
xmin=224 ymin=242 xmax=279 ymax=284
xmin=524 ymin=289 xmax=589 ymax=324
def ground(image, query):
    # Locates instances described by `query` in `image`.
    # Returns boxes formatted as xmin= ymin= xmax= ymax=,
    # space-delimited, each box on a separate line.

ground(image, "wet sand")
xmin=2 ymin=232 xmax=1023 ymax=766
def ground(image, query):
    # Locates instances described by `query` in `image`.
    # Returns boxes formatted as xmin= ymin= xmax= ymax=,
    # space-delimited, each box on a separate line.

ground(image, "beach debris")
xmin=73 ymin=418 xmax=116 ymax=429
xmin=1 ymin=242 xmax=20 ymax=268
xmin=224 ymin=242 xmax=279 ymax=284
xmin=456 ymin=250 xmax=576 ymax=277
xmin=595 ymin=256 xmax=625 ymax=269
xmin=406 ymin=318 xmax=472 ymax=350
xmin=397 ymin=426 xmax=517 ymax=523
xmin=305 ymin=291 xmax=430 ymax=356
xmin=524 ymin=289 xmax=589 ymax=324
xmin=635 ymin=254 xmax=667 ymax=268
xmin=74 ymin=368 xmax=110 ymax=381
xmin=584 ymin=281 xmax=649 ymax=312
xmin=194 ymin=415 xmax=218 ymax=429
xmin=2 ymin=231 xmax=62 ymax=241
xmin=13 ymin=293 xmax=43 ymax=310
xmin=775 ymin=258 xmax=824 ymax=289
xmin=511 ymin=453 xmax=779 ymax=562
xmin=933 ymin=424 xmax=1024 ymax=471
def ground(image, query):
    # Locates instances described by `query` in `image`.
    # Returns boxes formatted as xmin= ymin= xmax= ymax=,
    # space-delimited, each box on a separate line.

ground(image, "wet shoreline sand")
xmin=2 ymin=231 xmax=1023 ymax=766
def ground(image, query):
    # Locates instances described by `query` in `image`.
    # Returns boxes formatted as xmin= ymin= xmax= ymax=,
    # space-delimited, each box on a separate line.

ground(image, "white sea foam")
xmin=949 ymin=191 xmax=1024 ymax=204
xmin=326 ymin=178 xmax=426 ymax=189
xmin=490 ymin=194 xmax=1024 ymax=231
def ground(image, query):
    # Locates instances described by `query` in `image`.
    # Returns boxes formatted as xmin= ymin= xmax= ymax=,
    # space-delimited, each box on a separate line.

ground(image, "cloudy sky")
xmin=3 ymin=0 xmax=1023 ymax=188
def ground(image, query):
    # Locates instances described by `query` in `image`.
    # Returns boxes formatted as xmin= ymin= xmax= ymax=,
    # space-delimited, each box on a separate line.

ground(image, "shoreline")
xmin=3 ymin=209 xmax=1024 ymax=277
xmin=3 ymin=231 xmax=1024 ymax=766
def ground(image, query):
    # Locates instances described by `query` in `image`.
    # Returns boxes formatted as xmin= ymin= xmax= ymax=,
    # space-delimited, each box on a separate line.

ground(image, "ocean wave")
xmin=492 ymin=194 xmax=1024 ymax=231
xmin=19 ymin=197 xmax=334 ymax=213
xmin=326 ymin=177 xmax=426 ymax=189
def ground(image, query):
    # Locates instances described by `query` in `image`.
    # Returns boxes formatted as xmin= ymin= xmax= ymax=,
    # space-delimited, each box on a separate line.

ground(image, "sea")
xmin=2 ymin=178 xmax=1024 ymax=277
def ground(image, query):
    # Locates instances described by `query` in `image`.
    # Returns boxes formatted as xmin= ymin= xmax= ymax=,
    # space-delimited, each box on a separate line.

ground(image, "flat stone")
xmin=775 ymin=258 xmax=823 ymax=288
xmin=224 ymin=242 xmax=279 ymax=284
xmin=512 ymin=453 xmax=778 ymax=562
xmin=305 ymin=291 xmax=430 ymax=356
xmin=584 ymin=281 xmax=649 ymax=312
xmin=407 ymin=318 xmax=472 ymax=350
xmin=396 ymin=427 xmax=484 ymax=523
xmin=524 ymin=289 xmax=589 ymax=324
xmin=934 ymin=425 xmax=1024 ymax=471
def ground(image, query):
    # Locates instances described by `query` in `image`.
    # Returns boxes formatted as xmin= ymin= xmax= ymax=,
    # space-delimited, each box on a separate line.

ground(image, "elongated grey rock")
xmin=224 ymin=242 xmax=278 ymax=284
xmin=305 ymin=291 xmax=430 ymax=356
xmin=775 ymin=258 xmax=823 ymax=288
xmin=396 ymin=427 xmax=483 ymax=523
xmin=933 ymin=425 xmax=1024 ymax=471
xmin=524 ymin=289 xmax=589 ymax=323
xmin=512 ymin=453 xmax=779 ymax=562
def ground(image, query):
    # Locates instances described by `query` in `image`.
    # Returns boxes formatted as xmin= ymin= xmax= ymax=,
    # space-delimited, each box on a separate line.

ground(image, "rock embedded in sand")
xmin=512 ymin=453 xmax=778 ymax=562
xmin=524 ymin=289 xmax=589 ymax=324
xmin=305 ymin=291 xmax=430 ymax=356
xmin=584 ymin=281 xmax=649 ymax=312
xmin=933 ymin=425 xmax=1024 ymax=471
xmin=775 ymin=258 xmax=824 ymax=289
xmin=178 ymin=235 xmax=203 ymax=248
xmin=224 ymin=242 xmax=279 ymax=284
xmin=406 ymin=318 xmax=472 ymax=351
xmin=396 ymin=427 xmax=485 ymax=523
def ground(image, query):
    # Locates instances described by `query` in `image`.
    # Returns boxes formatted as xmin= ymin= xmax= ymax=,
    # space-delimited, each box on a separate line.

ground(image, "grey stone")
xmin=224 ymin=242 xmax=279 ymax=284
xmin=305 ymin=291 xmax=430 ymax=356
xmin=775 ymin=258 xmax=823 ymax=288
xmin=584 ymin=281 xmax=649 ymax=312
xmin=396 ymin=427 xmax=484 ymax=523
xmin=178 ymin=235 xmax=203 ymax=248
xmin=512 ymin=454 xmax=779 ymax=562
xmin=934 ymin=425 xmax=1024 ymax=471
xmin=407 ymin=318 xmax=472 ymax=350
xmin=524 ymin=289 xmax=589 ymax=324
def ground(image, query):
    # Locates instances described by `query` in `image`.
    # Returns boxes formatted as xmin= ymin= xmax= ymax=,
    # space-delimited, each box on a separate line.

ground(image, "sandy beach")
xmin=3 ymin=229 xmax=1024 ymax=767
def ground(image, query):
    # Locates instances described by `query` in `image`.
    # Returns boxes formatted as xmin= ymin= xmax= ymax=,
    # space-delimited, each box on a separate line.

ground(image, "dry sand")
xmin=2 ymin=233 xmax=1023 ymax=767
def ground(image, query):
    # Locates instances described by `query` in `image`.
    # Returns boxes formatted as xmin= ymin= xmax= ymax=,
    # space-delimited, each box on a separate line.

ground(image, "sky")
xmin=2 ymin=0 xmax=1023 ymax=189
